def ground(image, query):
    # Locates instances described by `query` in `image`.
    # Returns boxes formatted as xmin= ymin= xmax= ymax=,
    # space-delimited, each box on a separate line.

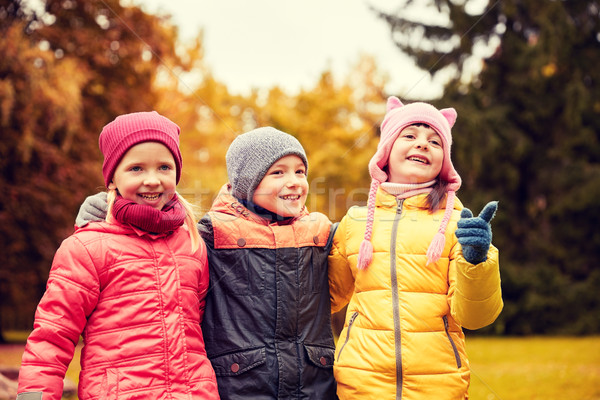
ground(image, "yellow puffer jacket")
xmin=329 ymin=189 xmax=503 ymax=400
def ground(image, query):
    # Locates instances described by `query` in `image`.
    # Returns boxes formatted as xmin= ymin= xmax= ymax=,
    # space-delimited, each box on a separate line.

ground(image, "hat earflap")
xmin=357 ymin=179 xmax=381 ymax=269
xmin=425 ymin=190 xmax=456 ymax=265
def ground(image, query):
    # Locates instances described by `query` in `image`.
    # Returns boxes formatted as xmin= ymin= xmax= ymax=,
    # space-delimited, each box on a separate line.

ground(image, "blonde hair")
xmin=106 ymin=189 xmax=201 ymax=252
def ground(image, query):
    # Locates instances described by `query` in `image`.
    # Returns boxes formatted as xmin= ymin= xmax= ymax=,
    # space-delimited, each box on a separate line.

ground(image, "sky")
xmin=135 ymin=0 xmax=446 ymax=99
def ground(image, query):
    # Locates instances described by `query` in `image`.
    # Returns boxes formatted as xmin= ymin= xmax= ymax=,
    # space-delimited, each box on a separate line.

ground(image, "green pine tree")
xmin=375 ymin=0 xmax=600 ymax=334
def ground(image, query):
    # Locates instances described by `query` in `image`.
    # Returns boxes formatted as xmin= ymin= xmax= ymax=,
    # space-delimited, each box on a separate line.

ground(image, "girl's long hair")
xmin=106 ymin=189 xmax=201 ymax=252
xmin=425 ymin=178 xmax=448 ymax=213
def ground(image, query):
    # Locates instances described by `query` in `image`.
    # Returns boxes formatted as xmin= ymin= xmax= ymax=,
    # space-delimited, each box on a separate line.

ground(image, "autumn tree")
xmin=247 ymin=57 xmax=388 ymax=220
xmin=375 ymin=0 xmax=600 ymax=334
xmin=169 ymin=53 xmax=389 ymax=221
xmin=0 ymin=0 xmax=434 ymax=339
xmin=0 ymin=0 xmax=183 ymax=333
xmin=151 ymin=33 xmax=248 ymax=213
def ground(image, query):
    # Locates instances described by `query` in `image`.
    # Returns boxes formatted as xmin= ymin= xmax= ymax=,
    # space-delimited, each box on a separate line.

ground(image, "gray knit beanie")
xmin=226 ymin=127 xmax=308 ymax=202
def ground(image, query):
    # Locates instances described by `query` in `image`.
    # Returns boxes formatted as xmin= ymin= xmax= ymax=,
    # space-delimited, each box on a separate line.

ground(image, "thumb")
xmin=478 ymin=201 xmax=498 ymax=223
xmin=460 ymin=208 xmax=473 ymax=219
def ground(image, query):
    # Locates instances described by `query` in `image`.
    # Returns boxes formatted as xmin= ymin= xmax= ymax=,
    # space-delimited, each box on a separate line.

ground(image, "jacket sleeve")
xmin=328 ymin=216 xmax=355 ymax=314
xmin=448 ymin=243 xmax=503 ymax=330
xmin=18 ymin=235 xmax=100 ymax=400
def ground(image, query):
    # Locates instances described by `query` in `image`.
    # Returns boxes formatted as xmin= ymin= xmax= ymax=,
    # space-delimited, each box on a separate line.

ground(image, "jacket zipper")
xmin=443 ymin=315 xmax=462 ymax=369
xmin=391 ymin=198 xmax=404 ymax=400
xmin=336 ymin=311 xmax=358 ymax=362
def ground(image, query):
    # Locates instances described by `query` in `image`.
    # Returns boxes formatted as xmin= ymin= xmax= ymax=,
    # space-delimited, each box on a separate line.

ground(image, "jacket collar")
xmin=76 ymin=219 xmax=173 ymax=239
xmin=375 ymin=186 xmax=463 ymax=211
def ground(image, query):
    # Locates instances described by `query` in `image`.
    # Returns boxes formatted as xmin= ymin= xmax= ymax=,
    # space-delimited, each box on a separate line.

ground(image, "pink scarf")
xmin=380 ymin=180 xmax=436 ymax=199
xmin=112 ymin=194 xmax=186 ymax=234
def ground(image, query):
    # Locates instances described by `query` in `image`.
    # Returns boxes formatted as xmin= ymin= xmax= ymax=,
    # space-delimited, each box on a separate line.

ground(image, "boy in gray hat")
xmin=75 ymin=126 xmax=338 ymax=399
xmin=198 ymin=127 xmax=337 ymax=399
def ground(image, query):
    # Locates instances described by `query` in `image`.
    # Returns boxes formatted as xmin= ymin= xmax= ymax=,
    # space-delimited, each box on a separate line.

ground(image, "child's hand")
xmin=75 ymin=192 xmax=108 ymax=227
xmin=455 ymin=201 xmax=498 ymax=265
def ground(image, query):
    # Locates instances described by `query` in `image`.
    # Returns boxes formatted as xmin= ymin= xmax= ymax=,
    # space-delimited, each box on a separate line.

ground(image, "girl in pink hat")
xmin=328 ymin=97 xmax=503 ymax=399
xmin=17 ymin=112 xmax=220 ymax=400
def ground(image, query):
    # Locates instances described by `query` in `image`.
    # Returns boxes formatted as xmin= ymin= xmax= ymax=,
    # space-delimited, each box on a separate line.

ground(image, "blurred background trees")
xmin=0 ymin=0 xmax=183 ymax=342
xmin=0 ymin=0 xmax=598 ymax=338
xmin=375 ymin=0 xmax=600 ymax=334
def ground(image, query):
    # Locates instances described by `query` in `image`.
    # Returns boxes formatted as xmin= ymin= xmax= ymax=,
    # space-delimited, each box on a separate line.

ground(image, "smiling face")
xmin=387 ymin=124 xmax=444 ymax=184
xmin=252 ymin=154 xmax=308 ymax=217
xmin=108 ymin=141 xmax=177 ymax=210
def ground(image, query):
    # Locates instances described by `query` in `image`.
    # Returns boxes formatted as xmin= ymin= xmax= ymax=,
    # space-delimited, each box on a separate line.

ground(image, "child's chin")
xmin=279 ymin=205 xmax=304 ymax=218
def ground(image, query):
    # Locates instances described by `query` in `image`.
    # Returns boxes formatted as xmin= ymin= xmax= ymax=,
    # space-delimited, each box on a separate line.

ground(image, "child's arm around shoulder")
xmin=75 ymin=191 xmax=108 ymax=227
xmin=197 ymin=213 xmax=214 ymax=245
xmin=328 ymin=215 xmax=355 ymax=314
xmin=451 ymin=201 xmax=503 ymax=330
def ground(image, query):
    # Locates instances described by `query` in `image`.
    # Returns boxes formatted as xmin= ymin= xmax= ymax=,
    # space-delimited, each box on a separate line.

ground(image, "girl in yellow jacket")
xmin=328 ymin=96 xmax=503 ymax=400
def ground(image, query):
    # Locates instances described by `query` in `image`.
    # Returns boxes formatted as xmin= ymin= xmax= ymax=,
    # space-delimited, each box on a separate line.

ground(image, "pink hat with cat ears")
xmin=357 ymin=96 xmax=462 ymax=269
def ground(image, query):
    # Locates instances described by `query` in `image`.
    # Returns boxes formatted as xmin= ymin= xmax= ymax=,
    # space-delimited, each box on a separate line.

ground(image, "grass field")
xmin=2 ymin=333 xmax=599 ymax=399
xmin=467 ymin=336 xmax=600 ymax=400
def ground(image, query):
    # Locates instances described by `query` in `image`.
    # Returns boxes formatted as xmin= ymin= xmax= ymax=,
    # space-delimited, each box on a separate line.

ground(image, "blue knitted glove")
xmin=75 ymin=192 xmax=108 ymax=227
xmin=455 ymin=201 xmax=498 ymax=265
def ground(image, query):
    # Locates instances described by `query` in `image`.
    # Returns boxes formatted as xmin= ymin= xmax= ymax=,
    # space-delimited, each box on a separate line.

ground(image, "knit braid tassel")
xmin=357 ymin=239 xmax=373 ymax=270
xmin=357 ymin=180 xmax=380 ymax=270
xmin=426 ymin=232 xmax=446 ymax=266
xmin=426 ymin=190 xmax=456 ymax=265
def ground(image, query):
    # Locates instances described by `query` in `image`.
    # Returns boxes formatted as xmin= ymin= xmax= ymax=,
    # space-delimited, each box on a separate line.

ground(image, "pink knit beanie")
xmin=99 ymin=111 xmax=182 ymax=187
xmin=357 ymin=96 xmax=462 ymax=269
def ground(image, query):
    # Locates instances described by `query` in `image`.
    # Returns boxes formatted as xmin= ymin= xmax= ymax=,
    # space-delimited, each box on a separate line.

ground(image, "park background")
xmin=0 ymin=0 xmax=599 ymax=398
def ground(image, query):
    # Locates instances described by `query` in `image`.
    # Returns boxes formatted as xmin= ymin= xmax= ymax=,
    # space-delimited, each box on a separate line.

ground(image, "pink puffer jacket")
xmin=17 ymin=221 xmax=219 ymax=400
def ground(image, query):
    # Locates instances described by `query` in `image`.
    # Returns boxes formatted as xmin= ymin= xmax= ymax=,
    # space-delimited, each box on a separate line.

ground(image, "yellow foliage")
xmin=541 ymin=62 xmax=557 ymax=77
xmin=156 ymin=42 xmax=389 ymax=220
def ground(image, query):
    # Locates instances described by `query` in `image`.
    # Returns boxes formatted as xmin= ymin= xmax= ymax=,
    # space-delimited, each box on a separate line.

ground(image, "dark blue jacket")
xmin=198 ymin=191 xmax=337 ymax=400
